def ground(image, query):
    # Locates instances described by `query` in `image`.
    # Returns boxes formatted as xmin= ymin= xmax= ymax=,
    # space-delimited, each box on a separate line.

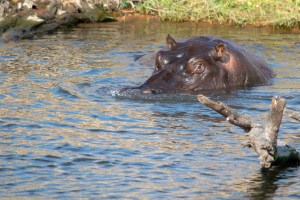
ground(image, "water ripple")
xmin=0 ymin=21 xmax=299 ymax=199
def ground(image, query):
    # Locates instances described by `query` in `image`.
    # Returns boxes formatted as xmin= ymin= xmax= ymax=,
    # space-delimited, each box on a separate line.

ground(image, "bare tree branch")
xmin=197 ymin=94 xmax=300 ymax=168
xmin=197 ymin=94 xmax=252 ymax=131
xmin=285 ymin=108 xmax=300 ymax=121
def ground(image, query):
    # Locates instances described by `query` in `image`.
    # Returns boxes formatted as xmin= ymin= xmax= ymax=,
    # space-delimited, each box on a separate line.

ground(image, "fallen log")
xmin=197 ymin=94 xmax=300 ymax=168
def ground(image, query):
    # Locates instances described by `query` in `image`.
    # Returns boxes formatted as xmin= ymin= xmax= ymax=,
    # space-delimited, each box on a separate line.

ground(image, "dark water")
xmin=1 ymin=17 xmax=300 ymax=199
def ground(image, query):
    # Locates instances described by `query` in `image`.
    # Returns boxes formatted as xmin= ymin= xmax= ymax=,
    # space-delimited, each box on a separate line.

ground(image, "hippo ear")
xmin=215 ymin=43 xmax=226 ymax=54
xmin=213 ymin=43 xmax=230 ymax=63
xmin=166 ymin=34 xmax=177 ymax=49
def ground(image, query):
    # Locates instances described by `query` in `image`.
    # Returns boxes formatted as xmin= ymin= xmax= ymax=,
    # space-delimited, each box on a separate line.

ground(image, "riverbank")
xmin=0 ymin=0 xmax=299 ymax=42
xmin=0 ymin=0 xmax=118 ymax=42
xmin=136 ymin=0 xmax=300 ymax=29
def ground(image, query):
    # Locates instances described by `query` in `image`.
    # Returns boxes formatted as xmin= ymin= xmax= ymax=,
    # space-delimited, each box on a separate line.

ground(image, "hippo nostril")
xmin=142 ymin=89 xmax=158 ymax=94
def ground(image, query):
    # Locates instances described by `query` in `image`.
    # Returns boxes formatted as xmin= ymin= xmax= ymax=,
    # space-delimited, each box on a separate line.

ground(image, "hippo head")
xmin=122 ymin=35 xmax=274 ymax=94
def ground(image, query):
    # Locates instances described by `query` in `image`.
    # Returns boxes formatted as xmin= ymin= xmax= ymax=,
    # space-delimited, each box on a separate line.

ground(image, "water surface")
xmin=0 ymin=17 xmax=300 ymax=199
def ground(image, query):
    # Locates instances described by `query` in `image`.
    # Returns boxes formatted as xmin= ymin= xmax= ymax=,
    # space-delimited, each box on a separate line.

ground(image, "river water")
xmin=0 ymin=17 xmax=300 ymax=199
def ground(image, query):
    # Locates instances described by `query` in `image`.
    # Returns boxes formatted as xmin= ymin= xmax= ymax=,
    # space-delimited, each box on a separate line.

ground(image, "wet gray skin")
xmin=123 ymin=35 xmax=276 ymax=94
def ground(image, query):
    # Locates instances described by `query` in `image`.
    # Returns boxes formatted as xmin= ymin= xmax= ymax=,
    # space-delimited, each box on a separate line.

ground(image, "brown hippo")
xmin=122 ymin=35 xmax=275 ymax=94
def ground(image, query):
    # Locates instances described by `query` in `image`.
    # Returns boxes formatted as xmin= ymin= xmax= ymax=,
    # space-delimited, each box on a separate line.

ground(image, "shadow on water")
xmin=243 ymin=165 xmax=300 ymax=200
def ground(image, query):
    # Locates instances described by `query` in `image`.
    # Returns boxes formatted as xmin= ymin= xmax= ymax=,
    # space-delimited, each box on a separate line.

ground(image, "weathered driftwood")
xmin=197 ymin=95 xmax=300 ymax=168
xmin=285 ymin=108 xmax=300 ymax=122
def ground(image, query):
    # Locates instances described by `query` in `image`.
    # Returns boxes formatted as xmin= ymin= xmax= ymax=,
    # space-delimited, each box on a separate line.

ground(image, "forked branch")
xmin=197 ymin=94 xmax=300 ymax=168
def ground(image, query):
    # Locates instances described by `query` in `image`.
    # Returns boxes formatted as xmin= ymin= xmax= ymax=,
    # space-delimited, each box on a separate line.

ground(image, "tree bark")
xmin=285 ymin=108 xmax=300 ymax=121
xmin=197 ymin=94 xmax=253 ymax=131
xmin=197 ymin=94 xmax=300 ymax=168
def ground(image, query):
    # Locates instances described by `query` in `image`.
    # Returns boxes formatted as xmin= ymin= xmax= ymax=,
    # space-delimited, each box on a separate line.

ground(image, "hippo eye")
xmin=186 ymin=58 xmax=205 ymax=74
xmin=193 ymin=62 xmax=205 ymax=74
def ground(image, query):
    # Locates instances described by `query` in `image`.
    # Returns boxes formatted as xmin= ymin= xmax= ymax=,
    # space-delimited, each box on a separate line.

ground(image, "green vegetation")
xmin=0 ymin=16 xmax=43 ymax=35
xmin=83 ymin=7 xmax=116 ymax=22
xmin=134 ymin=0 xmax=300 ymax=28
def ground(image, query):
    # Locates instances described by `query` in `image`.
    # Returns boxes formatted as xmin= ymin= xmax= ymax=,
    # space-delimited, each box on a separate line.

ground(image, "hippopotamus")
xmin=122 ymin=35 xmax=275 ymax=94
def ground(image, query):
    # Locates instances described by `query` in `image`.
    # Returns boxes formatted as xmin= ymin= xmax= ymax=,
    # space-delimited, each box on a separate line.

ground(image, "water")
xmin=1 ymin=17 xmax=300 ymax=199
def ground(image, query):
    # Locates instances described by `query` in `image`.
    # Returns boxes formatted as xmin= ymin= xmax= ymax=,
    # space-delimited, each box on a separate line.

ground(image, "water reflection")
xmin=231 ymin=165 xmax=300 ymax=199
xmin=0 ymin=17 xmax=300 ymax=199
